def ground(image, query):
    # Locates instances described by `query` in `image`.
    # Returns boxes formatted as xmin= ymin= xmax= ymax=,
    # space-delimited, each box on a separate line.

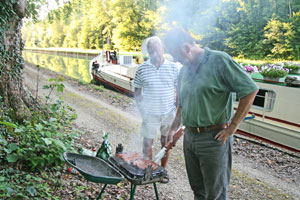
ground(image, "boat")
xmin=90 ymin=52 xmax=300 ymax=152
xmin=235 ymin=73 xmax=300 ymax=152
xmin=90 ymin=51 xmax=139 ymax=97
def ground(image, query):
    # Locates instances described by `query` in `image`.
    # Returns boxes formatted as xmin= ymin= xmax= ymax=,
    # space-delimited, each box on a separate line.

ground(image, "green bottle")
xmin=96 ymin=132 xmax=112 ymax=160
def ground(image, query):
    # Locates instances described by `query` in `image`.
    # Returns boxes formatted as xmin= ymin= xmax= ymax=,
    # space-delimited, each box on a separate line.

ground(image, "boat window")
xmin=233 ymin=88 xmax=276 ymax=112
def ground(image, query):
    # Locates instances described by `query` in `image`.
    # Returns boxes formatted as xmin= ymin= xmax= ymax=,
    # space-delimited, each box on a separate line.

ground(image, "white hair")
xmin=141 ymin=36 xmax=163 ymax=56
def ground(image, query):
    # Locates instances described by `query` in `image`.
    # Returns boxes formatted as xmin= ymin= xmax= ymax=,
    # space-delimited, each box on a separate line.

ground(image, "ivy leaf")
xmin=26 ymin=186 xmax=36 ymax=196
xmin=51 ymin=139 xmax=67 ymax=151
xmin=0 ymin=121 xmax=17 ymax=128
xmin=42 ymin=138 xmax=52 ymax=145
xmin=8 ymin=143 xmax=18 ymax=152
xmin=7 ymin=154 xmax=19 ymax=163
xmin=7 ymin=187 xmax=14 ymax=195
xmin=14 ymin=128 xmax=23 ymax=133
xmin=35 ymin=123 xmax=44 ymax=131
xmin=0 ymin=135 xmax=7 ymax=145
xmin=49 ymin=118 xmax=57 ymax=122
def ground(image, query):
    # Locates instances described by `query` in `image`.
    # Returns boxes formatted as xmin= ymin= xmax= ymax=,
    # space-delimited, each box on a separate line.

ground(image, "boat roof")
xmin=251 ymin=72 xmax=300 ymax=87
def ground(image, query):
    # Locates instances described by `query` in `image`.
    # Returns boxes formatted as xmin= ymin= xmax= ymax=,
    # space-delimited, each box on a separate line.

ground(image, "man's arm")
xmin=167 ymin=107 xmax=182 ymax=141
xmin=134 ymin=87 xmax=144 ymax=116
xmin=215 ymin=90 xmax=258 ymax=144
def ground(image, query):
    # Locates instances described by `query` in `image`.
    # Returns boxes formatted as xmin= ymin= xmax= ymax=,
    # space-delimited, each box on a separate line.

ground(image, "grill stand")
xmin=130 ymin=183 xmax=159 ymax=200
xmin=95 ymin=182 xmax=160 ymax=200
xmin=96 ymin=184 xmax=107 ymax=200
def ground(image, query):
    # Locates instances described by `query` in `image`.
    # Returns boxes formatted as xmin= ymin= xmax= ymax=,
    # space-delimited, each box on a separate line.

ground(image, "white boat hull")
xmin=236 ymin=81 xmax=300 ymax=151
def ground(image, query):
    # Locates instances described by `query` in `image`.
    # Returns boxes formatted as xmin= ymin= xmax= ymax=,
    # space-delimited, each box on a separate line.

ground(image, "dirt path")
xmin=23 ymin=64 xmax=300 ymax=200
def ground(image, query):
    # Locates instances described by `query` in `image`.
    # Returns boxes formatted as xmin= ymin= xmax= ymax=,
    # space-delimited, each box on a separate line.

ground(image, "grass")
xmin=91 ymin=85 xmax=105 ymax=92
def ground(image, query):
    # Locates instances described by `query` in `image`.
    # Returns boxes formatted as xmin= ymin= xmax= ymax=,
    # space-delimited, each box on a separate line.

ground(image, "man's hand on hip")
xmin=214 ymin=125 xmax=236 ymax=145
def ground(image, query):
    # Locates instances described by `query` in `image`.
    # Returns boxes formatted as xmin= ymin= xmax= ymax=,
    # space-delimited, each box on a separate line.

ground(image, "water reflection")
xmin=23 ymin=51 xmax=92 ymax=83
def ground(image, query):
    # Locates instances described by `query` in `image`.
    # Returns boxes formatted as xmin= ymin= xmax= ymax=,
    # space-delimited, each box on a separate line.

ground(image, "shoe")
xmin=160 ymin=174 xmax=169 ymax=184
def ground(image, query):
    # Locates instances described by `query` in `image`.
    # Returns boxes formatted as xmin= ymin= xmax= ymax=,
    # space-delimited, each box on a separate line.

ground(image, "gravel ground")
xmin=23 ymin=63 xmax=300 ymax=200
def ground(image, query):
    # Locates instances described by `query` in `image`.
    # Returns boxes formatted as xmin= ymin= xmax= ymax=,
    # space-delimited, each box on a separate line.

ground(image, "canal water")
xmin=23 ymin=51 xmax=92 ymax=83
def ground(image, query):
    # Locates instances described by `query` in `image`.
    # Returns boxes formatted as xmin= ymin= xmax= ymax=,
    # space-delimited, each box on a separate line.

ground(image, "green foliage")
xmin=21 ymin=0 xmax=300 ymax=60
xmin=290 ymin=11 xmax=300 ymax=59
xmin=92 ymin=84 xmax=105 ymax=92
xmin=43 ymin=77 xmax=65 ymax=104
xmin=0 ymin=78 xmax=78 ymax=171
xmin=22 ymin=0 xmax=160 ymax=51
xmin=260 ymin=64 xmax=289 ymax=78
xmin=263 ymin=19 xmax=294 ymax=59
xmin=110 ymin=0 xmax=160 ymax=51
xmin=283 ymin=63 xmax=300 ymax=70
xmin=78 ymin=80 xmax=89 ymax=85
xmin=0 ymin=0 xmax=24 ymax=79
xmin=0 ymin=167 xmax=62 ymax=199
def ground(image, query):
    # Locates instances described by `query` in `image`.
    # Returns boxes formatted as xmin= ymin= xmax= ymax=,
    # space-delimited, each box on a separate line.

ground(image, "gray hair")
xmin=141 ymin=36 xmax=163 ymax=56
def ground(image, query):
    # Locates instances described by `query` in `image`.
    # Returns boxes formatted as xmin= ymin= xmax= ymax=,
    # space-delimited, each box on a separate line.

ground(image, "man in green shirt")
xmin=164 ymin=28 xmax=258 ymax=200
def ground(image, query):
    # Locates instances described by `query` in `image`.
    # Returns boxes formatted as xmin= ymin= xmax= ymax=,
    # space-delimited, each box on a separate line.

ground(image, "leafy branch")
xmin=43 ymin=77 xmax=65 ymax=104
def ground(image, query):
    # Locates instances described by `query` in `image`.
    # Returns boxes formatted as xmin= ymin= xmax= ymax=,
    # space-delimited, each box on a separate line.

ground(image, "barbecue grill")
xmin=64 ymin=143 xmax=168 ymax=200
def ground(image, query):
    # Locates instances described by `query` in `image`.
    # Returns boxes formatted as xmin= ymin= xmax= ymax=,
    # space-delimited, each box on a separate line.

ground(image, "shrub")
xmin=282 ymin=62 xmax=300 ymax=71
xmin=0 ymin=78 xmax=78 ymax=170
xmin=260 ymin=64 xmax=289 ymax=78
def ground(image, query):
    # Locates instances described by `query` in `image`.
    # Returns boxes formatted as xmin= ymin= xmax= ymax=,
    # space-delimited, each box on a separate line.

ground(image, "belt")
xmin=186 ymin=123 xmax=228 ymax=133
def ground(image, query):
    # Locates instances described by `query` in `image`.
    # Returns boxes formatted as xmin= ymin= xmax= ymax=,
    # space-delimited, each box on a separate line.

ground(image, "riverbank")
xmin=22 ymin=63 xmax=300 ymax=199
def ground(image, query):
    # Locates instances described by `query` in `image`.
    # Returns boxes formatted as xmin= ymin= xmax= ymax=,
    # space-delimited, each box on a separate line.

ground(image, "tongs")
xmin=153 ymin=127 xmax=185 ymax=164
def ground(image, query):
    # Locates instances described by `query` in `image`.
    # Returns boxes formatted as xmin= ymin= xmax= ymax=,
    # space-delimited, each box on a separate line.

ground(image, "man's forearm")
xmin=230 ymin=90 xmax=258 ymax=130
xmin=169 ymin=107 xmax=182 ymax=134
xmin=135 ymin=99 xmax=144 ymax=115
xmin=134 ymin=87 xmax=144 ymax=115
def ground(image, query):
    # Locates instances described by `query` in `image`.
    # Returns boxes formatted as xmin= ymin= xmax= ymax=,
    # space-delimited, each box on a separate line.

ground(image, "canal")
xmin=23 ymin=51 xmax=92 ymax=83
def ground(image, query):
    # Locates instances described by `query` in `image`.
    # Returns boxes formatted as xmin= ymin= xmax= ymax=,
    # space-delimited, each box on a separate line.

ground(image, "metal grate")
xmin=108 ymin=155 xmax=167 ymax=185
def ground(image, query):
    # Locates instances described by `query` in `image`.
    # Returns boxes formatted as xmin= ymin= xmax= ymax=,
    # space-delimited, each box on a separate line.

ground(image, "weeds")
xmin=0 ymin=77 xmax=79 ymax=199
xmin=92 ymin=84 xmax=105 ymax=92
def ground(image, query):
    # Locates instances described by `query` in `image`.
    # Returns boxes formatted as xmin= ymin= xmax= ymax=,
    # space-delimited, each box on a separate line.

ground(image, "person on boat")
xmin=133 ymin=36 xmax=179 ymax=171
xmin=164 ymin=28 xmax=259 ymax=199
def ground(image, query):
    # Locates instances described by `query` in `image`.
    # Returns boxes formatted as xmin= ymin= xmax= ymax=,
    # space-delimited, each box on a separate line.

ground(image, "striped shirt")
xmin=133 ymin=59 xmax=179 ymax=115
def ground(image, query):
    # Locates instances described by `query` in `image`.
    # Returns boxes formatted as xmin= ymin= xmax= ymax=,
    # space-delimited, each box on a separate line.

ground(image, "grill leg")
xmin=130 ymin=183 xmax=137 ymax=200
xmin=96 ymin=184 xmax=107 ymax=200
xmin=153 ymin=183 xmax=159 ymax=200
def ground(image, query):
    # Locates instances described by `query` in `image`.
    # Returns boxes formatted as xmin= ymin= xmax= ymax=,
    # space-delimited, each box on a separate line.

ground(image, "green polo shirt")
xmin=178 ymin=48 xmax=259 ymax=127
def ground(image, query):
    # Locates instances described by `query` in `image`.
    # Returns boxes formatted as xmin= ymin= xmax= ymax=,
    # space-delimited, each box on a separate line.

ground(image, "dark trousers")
xmin=183 ymin=128 xmax=233 ymax=200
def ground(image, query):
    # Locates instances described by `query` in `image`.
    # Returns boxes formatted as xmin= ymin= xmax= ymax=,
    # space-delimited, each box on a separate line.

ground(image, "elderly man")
xmin=164 ymin=28 xmax=258 ymax=199
xmin=133 ymin=36 xmax=179 ymax=172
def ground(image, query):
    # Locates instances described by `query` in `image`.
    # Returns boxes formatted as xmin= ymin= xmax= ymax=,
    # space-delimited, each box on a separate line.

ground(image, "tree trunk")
xmin=0 ymin=0 xmax=37 ymax=122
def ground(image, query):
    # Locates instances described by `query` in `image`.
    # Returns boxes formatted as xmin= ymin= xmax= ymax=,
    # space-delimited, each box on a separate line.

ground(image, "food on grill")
xmin=116 ymin=152 xmax=158 ymax=170
xmin=132 ymin=159 xmax=158 ymax=170
xmin=116 ymin=152 xmax=141 ymax=162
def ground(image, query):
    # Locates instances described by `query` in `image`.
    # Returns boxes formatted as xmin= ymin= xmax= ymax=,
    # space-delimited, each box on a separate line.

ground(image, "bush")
xmin=260 ymin=64 xmax=289 ymax=78
xmin=283 ymin=62 xmax=300 ymax=71
xmin=0 ymin=78 xmax=78 ymax=170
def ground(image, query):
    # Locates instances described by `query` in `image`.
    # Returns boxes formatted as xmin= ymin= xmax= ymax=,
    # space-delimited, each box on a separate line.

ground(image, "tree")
xmin=0 ymin=0 xmax=70 ymax=122
xmin=288 ymin=11 xmax=300 ymax=59
xmin=110 ymin=0 xmax=160 ymax=51
xmin=0 ymin=0 xmax=36 ymax=122
xmin=263 ymin=19 xmax=294 ymax=59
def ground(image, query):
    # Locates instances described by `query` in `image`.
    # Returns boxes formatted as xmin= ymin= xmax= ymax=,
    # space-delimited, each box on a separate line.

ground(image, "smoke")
xmin=162 ymin=0 xmax=221 ymax=36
